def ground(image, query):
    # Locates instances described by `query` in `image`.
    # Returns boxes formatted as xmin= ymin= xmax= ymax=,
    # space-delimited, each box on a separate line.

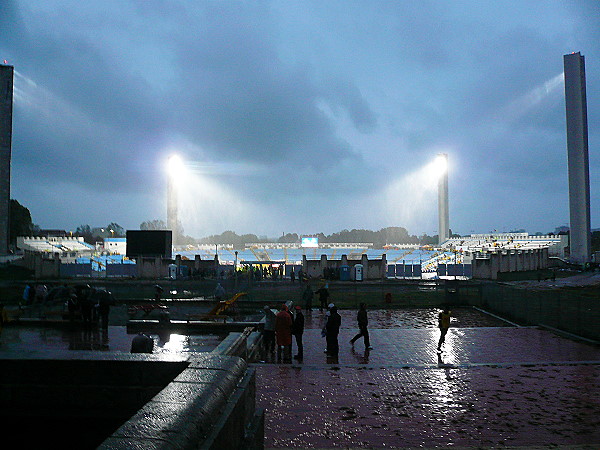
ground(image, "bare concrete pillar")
xmin=320 ymin=254 xmax=327 ymax=277
xmin=0 ymin=64 xmax=13 ymax=255
xmin=437 ymin=153 xmax=449 ymax=245
xmin=564 ymin=52 xmax=591 ymax=264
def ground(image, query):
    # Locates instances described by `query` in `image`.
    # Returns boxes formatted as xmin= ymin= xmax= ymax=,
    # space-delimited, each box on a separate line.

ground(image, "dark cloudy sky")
xmin=1 ymin=1 xmax=599 ymax=238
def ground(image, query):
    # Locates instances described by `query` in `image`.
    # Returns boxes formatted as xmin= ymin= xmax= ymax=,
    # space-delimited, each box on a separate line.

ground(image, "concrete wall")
xmin=0 ymin=353 xmax=262 ymax=449
xmin=19 ymin=251 xmax=62 ymax=278
xmin=301 ymin=254 xmax=387 ymax=280
xmin=471 ymin=247 xmax=548 ymax=280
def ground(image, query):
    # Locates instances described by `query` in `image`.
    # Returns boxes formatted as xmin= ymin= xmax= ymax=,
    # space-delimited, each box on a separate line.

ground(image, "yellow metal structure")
xmin=208 ymin=292 xmax=247 ymax=316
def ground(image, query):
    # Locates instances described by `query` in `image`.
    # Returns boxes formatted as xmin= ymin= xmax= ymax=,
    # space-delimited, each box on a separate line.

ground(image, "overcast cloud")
xmin=1 ymin=0 xmax=599 ymax=238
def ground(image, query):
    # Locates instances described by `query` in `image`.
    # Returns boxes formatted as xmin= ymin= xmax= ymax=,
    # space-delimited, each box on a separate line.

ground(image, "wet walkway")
xmin=254 ymin=309 xmax=600 ymax=448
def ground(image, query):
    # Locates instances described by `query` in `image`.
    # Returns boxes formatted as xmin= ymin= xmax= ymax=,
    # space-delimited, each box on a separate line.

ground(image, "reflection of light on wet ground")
xmin=303 ymin=307 xmax=512 ymax=330
xmin=0 ymin=326 xmax=223 ymax=355
xmin=154 ymin=333 xmax=188 ymax=353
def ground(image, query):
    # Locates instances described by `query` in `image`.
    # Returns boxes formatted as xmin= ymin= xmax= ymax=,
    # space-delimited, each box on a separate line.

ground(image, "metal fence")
xmin=478 ymin=283 xmax=600 ymax=342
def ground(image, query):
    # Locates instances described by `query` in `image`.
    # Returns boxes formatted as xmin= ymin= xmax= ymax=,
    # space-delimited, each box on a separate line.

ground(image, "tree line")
xmin=196 ymin=227 xmax=443 ymax=247
xmin=9 ymin=200 xmax=600 ymax=252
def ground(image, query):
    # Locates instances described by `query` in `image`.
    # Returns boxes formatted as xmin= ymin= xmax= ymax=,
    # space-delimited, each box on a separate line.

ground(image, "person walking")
xmin=350 ymin=303 xmax=372 ymax=349
xmin=292 ymin=305 xmax=305 ymax=360
xmin=437 ymin=307 xmax=452 ymax=352
xmin=325 ymin=305 xmax=341 ymax=357
xmin=275 ymin=304 xmax=293 ymax=362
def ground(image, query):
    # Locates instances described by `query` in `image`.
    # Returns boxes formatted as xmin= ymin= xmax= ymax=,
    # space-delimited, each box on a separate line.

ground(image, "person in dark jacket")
xmin=350 ymin=303 xmax=372 ymax=349
xmin=131 ymin=333 xmax=154 ymax=353
xmin=78 ymin=285 xmax=93 ymax=328
xmin=325 ymin=305 xmax=341 ymax=356
xmin=93 ymin=289 xmax=114 ymax=329
xmin=315 ymin=284 xmax=330 ymax=312
xmin=302 ymin=284 xmax=314 ymax=311
xmin=292 ymin=305 xmax=305 ymax=360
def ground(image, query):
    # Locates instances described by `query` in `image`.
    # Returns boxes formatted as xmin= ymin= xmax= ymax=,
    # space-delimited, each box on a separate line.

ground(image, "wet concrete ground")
xmin=254 ymin=308 xmax=600 ymax=448
xmin=0 ymin=326 xmax=224 ymax=355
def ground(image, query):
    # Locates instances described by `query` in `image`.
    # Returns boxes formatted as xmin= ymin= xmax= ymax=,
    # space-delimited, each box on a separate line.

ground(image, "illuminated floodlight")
xmin=433 ymin=153 xmax=448 ymax=178
xmin=168 ymin=154 xmax=185 ymax=177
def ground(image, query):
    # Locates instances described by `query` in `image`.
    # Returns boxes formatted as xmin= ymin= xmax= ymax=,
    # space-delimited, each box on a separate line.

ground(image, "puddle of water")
xmin=0 ymin=325 xmax=225 ymax=355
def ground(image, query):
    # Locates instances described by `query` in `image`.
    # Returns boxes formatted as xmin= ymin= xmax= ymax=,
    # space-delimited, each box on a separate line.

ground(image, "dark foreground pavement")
xmin=254 ymin=309 xmax=600 ymax=448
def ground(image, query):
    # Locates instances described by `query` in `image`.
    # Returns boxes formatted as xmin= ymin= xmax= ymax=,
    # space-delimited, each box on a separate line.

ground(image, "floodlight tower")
xmin=437 ymin=153 xmax=449 ymax=246
xmin=167 ymin=155 xmax=181 ymax=245
xmin=564 ymin=52 xmax=591 ymax=264
xmin=0 ymin=63 xmax=13 ymax=255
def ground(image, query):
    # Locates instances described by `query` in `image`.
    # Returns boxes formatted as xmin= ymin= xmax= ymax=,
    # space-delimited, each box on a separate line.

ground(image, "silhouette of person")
xmin=131 ymin=333 xmax=154 ymax=353
xmin=275 ymin=304 xmax=293 ymax=362
xmin=263 ymin=305 xmax=276 ymax=356
xmin=350 ymin=303 xmax=372 ymax=349
xmin=315 ymin=284 xmax=330 ymax=312
xmin=325 ymin=305 xmax=341 ymax=357
xmin=437 ymin=307 xmax=451 ymax=352
xmin=292 ymin=305 xmax=304 ymax=360
xmin=302 ymin=284 xmax=314 ymax=311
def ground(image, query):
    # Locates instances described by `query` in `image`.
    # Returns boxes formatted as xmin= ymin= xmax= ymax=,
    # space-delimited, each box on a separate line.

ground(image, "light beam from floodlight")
xmin=437 ymin=153 xmax=449 ymax=245
xmin=167 ymin=154 xmax=181 ymax=244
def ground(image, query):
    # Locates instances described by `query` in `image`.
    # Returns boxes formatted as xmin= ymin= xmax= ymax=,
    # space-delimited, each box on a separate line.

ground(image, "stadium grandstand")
xmin=15 ymin=236 xmax=134 ymax=272
xmin=14 ymin=232 xmax=565 ymax=279
xmin=16 ymin=236 xmax=95 ymax=255
xmin=442 ymin=233 xmax=566 ymax=256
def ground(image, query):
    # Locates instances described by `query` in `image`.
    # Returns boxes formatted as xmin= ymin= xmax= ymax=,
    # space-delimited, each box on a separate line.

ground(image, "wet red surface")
xmin=301 ymin=306 xmax=511 ymax=330
xmin=255 ymin=309 xmax=600 ymax=448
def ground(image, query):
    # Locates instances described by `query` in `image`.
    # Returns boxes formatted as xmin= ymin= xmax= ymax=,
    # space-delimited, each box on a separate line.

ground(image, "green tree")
xmin=76 ymin=224 xmax=94 ymax=244
xmin=106 ymin=223 xmax=125 ymax=237
xmin=140 ymin=219 xmax=167 ymax=230
xmin=278 ymin=233 xmax=299 ymax=243
xmin=9 ymin=199 xmax=34 ymax=243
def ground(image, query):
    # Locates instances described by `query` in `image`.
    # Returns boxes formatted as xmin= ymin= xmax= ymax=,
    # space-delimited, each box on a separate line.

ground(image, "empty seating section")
xmin=17 ymin=236 xmax=94 ymax=253
xmin=443 ymin=233 xmax=562 ymax=253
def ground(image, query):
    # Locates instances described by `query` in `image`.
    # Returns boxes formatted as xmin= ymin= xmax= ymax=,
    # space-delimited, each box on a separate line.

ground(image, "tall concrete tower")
xmin=437 ymin=153 xmax=449 ymax=245
xmin=0 ymin=64 xmax=14 ymax=255
xmin=564 ymin=52 xmax=591 ymax=264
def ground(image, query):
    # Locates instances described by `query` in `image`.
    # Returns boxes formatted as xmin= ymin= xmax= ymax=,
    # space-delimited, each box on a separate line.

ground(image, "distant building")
xmin=99 ymin=237 xmax=127 ymax=255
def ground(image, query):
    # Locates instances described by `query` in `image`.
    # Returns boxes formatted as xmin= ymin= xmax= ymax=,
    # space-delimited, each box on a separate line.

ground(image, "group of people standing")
xmin=262 ymin=301 xmax=372 ymax=362
xmin=22 ymin=283 xmax=114 ymax=328
xmin=263 ymin=304 xmax=305 ymax=362
xmin=262 ymin=300 xmax=453 ymax=362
